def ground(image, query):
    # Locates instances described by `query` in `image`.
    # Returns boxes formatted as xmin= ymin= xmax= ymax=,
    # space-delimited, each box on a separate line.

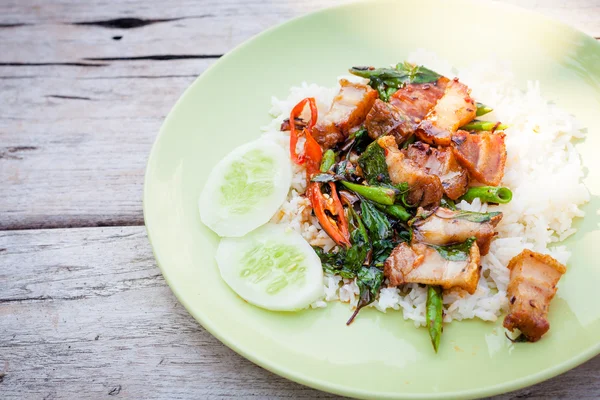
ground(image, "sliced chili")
xmin=289 ymin=97 xmax=321 ymax=171
xmin=308 ymin=181 xmax=351 ymax=248
xmin=290 ymin=97 xmax=349 ymax=247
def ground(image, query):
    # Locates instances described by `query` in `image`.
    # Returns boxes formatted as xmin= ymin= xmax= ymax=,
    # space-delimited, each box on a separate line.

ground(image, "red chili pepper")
xmin=303 ymin=127 xmax=322 ymax=177
xmin=289 ymin=97 xmax=321 ymax=173
xmin=308 ymin=181 xmax=351 ymax=248
xmin=290 ymin=98 xmax=349 ymax=247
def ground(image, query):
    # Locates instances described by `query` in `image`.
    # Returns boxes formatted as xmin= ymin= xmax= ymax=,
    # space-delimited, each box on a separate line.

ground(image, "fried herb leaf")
xmin=360 ymin=200 xmax=392 ymax=241
xmin=344 ymin=206 xmax=371 ymax=273
xmin=334 ymin=160 xmax=358 ymax=179
xmin=313 ymin=207 xmax=371 ymax=277
xmin=338 ymin=127 xmax=370 ymax=156
xmin=429 ymin=237 xmax=476 ymax=261
xmin=371 ymin=239 xmax=397 ymax=265
xmin=314 ymin=249 xmax=362 ymax=279
xmin=453 ymin=210 xmax=502 ymax=223
xmin=398 ymin=229 xmax=412 ymax=243
xmin=314 ymin=247 xmax=344 ymax=270
xmin=349 ymin=62 xmax=442 ymax=102
xmin=347 ymin=266 xmax=384 ymax=325
xmin=358 ymin=141 xmax=390 ymax=185
xmin=360 ymin=200 xmax=399 ymax=264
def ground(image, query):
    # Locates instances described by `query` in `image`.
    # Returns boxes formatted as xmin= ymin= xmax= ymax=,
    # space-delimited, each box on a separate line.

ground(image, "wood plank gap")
xmin=0 ymin=23 xmax=30 ymax=28
xmin=83 ymin=54 xmax=222 ymax=61
xmin=70 ymin=15 xmax=213 ymax=29
xmin=0 ymin=218 xmax=144 ymax=231
xmin=0 ymin=61 xmax=107 ymax=67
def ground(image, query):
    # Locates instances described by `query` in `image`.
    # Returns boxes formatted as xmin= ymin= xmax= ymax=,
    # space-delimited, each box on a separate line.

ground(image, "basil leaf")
xmin=350 ymin=62 xmax=441 ymax=101
xmin=358 ymin=141 xmax=391 ymax=185
xmin=343 ymin=207 xmax=370 ymax=273
xmin=347 ymin=266 xmax=384 ymax=325
xmin=360 ymin=200 xmax=392 ymax=242
xmin=430 ymin=237 xmax=476 ymax=261
xmin=453 ymin=210 xmax=502 ymax=223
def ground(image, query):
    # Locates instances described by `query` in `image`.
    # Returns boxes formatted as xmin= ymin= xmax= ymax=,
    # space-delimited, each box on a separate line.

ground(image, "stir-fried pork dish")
xmin=279 ymin=62 xmax=566 ymax=351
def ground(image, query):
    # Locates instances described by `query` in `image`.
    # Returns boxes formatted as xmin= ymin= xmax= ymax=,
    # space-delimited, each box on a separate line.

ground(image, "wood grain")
xmin=0 ymin=0 xmax=599 ymax=230
xmin=0 ymin=73 xmax=208 ymax=229
xmin=0 ymin=226 xmax=598 ymax=399
xmin=0 ymin=227 xmax=341 ymax=399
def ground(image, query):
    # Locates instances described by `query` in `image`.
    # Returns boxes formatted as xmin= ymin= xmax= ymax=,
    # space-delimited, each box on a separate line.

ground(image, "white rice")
xmin=265 ymin=50 xmax=590 ymax=325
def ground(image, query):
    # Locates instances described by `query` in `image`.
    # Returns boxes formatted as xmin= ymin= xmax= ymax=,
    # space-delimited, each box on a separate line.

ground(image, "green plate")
xmin=144 ymin=0 xmax=600 ymax=398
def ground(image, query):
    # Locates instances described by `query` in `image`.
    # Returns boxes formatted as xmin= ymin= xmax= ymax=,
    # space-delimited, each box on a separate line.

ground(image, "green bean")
xmin=461 ymin=120 xmax=508 ymax=132
xmin=461 ymin=186 xmax=513 ymax=204
xmin=340 ymin=181 xmax=396 ymax=205
xmin=475 ymin=102 xmax=493 ymax=117
xmin=375 ymin=203 xmax=412 ymax=222
xmin=320 ymin=149 xmax=336 ymax=172
xmin=426 ymin=285 xmax=443 ymax=353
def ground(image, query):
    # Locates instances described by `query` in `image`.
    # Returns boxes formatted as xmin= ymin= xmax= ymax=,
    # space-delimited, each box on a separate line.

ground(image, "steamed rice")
xmin=266 ymin=51 xmax=589 ymax=326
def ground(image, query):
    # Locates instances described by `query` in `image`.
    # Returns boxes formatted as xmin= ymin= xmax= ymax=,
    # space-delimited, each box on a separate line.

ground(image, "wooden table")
xmin=1 ymin=0 xmax=598 ymax=398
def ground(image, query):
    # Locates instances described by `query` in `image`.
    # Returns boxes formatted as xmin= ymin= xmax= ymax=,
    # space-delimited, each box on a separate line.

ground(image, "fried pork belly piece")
xmin=452 ymin=130 xmax=507 ymax=186
xmin=389 ymin=76 xmax=449 ymax=122
xmin=411 ymin=207 xmax=502 ymax=256
xmin=384 ymin=240 xmax=481 ymax=294
xmin=416 ymin=79 xmax=477 ymax=146
xmin=365 ymin=99 xmax=416 ymax=145
xmin=503 ymin=250 xmax=566 ymax=342
xmin=405 ymin=142 xmax=469 ymax=200
xmin=313 ymin=79 xmax=377 ymax=148
xmin=377 ymin=136 xmax=442 ymax=208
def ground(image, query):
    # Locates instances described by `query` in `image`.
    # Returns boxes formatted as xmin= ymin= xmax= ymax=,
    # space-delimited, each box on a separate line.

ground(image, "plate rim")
xmin=143 ymin=0 xmax=600 ymax=398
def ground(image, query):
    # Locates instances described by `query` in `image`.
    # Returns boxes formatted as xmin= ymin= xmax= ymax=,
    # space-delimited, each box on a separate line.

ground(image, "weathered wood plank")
xmin=0 ymin=227 xmax=343 ymax=399
xmin=0 ymin=0 xmax=599 ymax=230
xmin=0 ymin=226 xmax=598 ymax=399
xmin=0 ymin=73 xmax=209 ymax=229
xmin=0 ymin=0 xmax=598 ymax=77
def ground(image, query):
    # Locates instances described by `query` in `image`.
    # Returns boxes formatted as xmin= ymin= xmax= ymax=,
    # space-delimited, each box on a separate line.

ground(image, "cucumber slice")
xmin=199 ymin=139 xmax=292 ymax=237
xmin=216 ymin=224 xmax=324 ymax=311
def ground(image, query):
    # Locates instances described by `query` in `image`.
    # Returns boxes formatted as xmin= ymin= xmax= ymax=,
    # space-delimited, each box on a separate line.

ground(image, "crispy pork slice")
xmin=503 ymin=250 xmax=566 ymax=342
xmin=411 ymin=207 xmax=502 ymax=256
xmin=452 ymin=130 xmax=507 ymax=186
xmin=384 ymin=242 xmax=420 ymax=287
xmin=377 ymin=136 xmax=443 ymax=208
xmin=389 ymin=76 xmax=449 ymax=122
xmin=384 ymin=240 xmax=481 ymax=294
xmin=416 ymin=79 xmax=477 ymax=146
xmin=313 ymin=79 xmax=377 ymax=148
xmin=405 ymin=142 xmax=469 ymax=200
xmin=365 ymin=99 xmax=416 ymax=144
